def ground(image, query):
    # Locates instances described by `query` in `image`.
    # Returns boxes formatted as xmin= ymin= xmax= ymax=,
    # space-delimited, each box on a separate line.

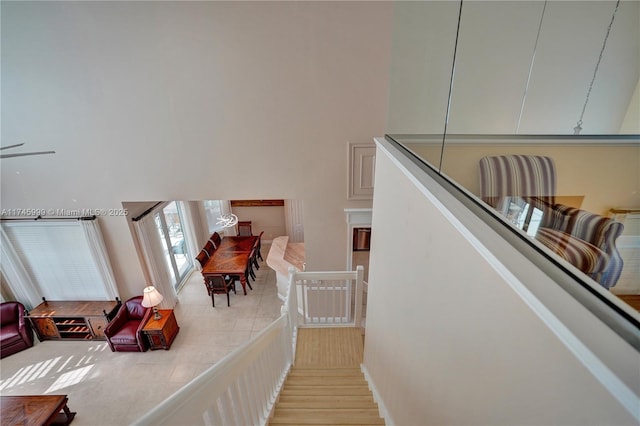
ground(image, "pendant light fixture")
xmin=574 ymin=0 xmax=621 ymax=134
xmin=216 ymin=213 xmax=238 ymax=229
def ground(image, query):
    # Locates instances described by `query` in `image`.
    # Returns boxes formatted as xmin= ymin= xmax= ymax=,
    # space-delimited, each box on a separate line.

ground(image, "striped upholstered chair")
xmin=536 ymin=205 xmax=624 ymax=289
xmin=479 ymin=155 xmax=556 ymax=215
xmin=479 ymin=155 xmax=624 ymax=289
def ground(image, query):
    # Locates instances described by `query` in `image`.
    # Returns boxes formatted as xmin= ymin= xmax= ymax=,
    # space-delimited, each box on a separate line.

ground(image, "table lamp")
xmin=141 ymin=286 xmax=164 ymax=320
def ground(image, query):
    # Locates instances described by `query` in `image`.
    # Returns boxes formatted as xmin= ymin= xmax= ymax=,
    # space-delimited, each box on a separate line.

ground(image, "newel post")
xmin=285 ymin=266 xmax=299 ymax=362
xmin=354 ymin=265 xmax=364 ymax=331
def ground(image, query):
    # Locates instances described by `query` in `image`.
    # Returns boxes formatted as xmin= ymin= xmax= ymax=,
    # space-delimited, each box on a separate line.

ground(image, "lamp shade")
xmin=141 ymin=286 xmax=164 ymax=308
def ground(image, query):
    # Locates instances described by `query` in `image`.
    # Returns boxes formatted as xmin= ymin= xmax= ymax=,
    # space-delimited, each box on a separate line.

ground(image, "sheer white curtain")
xmin=179 ymin=201 xmax=201 ymax=265
xmin=202 ymin=200 xmax=235 ymax=237
xmin=0 ymin=227 xmax=41 ymax=309
xmin=79 ymin=220 xmax=119 ymax=300
xmin=220 ymin=200 xmax=235 ymax=237
xmin=133 ymin=213 xmax=178 ymax=309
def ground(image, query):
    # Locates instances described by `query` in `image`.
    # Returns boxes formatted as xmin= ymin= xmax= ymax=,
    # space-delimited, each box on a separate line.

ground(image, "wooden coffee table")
xmin=1 ymin=395 xmax=76 ymax=425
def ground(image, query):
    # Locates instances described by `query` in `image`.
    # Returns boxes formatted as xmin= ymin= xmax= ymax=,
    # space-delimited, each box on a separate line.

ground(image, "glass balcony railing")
xmin=387 ymin=133 xmax=639 ymax=320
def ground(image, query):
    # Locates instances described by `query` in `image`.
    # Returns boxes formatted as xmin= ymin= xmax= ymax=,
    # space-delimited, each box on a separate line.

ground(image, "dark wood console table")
xmin=1 ymin=395 xmax=76 ymax=425
xmin=28 ymin=300 xmax=120 ymax=341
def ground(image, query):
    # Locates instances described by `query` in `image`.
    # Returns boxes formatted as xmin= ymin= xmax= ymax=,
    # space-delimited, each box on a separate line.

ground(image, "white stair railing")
xmin=132 ymin=265 xmax=364 ymax=425
xmin=132 ymin=314 xmax=292 ymax=426
xmin=291 ymin=265 xmax=364 ymax=328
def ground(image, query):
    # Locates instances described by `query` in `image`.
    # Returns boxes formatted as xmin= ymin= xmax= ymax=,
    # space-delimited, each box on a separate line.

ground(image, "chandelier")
xmin=216 ymin=213 xmax=238 ymax=229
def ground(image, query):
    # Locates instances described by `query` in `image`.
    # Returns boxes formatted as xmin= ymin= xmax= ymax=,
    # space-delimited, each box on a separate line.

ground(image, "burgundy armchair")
xmin=1 ymin=301 xmax=34 ymax=358
xmin=104 ymin=296 xmax=152 ymax=352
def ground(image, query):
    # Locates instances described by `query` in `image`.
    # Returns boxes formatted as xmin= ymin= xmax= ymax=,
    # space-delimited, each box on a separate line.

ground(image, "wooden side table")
xmin=142 ymin=309 xmax=179 ymax=350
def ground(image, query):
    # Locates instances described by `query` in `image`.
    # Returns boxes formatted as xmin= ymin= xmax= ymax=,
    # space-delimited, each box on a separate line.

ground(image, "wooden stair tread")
xmin=289 ymin=367 xmax=363 ymax=375
xmin=271 ymin=408 xmax=384 ymax=425
xmin=270 ymin=423 xmax=384 ymax=426
xmin=280 ymin=386 xmax=373 ymax=396
xmin=274 ymin=408 xmax=381 ymax=414
xmin=278 ymin=395 xmax=375 ymax=403
xmin=286 ymin=376 xmax=368 ymax=385
xmin=276 ymin=401 xmax=378 ymax=409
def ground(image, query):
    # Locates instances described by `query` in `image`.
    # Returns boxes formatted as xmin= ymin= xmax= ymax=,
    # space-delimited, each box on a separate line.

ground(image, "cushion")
xmin=542 ymin=204 xmax=623 ymax=248
xmin=535 ymin=227 xmax=609 ymax=274
xmin=109 ymin=321 xmax=140 ymax=345
xmin=125 ymin=299 xmax=147 ymax=320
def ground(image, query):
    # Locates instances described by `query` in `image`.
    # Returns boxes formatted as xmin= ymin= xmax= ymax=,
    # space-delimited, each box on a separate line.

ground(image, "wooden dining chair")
xmin=237 ymin=221 xmax=252 ymax=236
xmin=204 ymin=240 xmax=216 ymax=257
xmin=210 ymin=232 xmax=222 ymax=248
xmin=256 ymin=231 xmax=264 ymax=261
xmin=247 ymin=247 xmax=257 ymax=281
xmin=195 ymin=249 xmax=210 ymax=269
xmin=251 ymin=238 xmax=261 ymax=271
xmin=228 ymin=257 xmax=254 ymax=292
xmin=205 ymin=274 xmax=236 ymax=307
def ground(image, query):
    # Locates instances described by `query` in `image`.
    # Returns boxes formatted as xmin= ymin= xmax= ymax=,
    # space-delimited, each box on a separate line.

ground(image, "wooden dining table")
xmin=201 ymin=236 xmax=258 ymax=295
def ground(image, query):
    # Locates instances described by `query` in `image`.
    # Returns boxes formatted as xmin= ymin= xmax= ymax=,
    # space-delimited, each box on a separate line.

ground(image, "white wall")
xmin=621 ymin=79 xmax=640 ymax=133
xmin=230 ymin=205 xmax=286 ymax=242
xmin=363 ymin=138 xmax=640 ymax=425
xmin=0 ymin=1 xmax=392 ymax=298
xmin=2 ymin=1 xmax=636 ymax=302
xmin=386 ymin=1 xmax=459 ymax=134
xmin=387 ymin=1 xmax=640 ymax=134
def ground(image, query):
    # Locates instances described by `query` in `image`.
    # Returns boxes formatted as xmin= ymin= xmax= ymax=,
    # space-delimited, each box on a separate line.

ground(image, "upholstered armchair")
xmin=478 ymin=155 xmax=624 ymax=289
xmin=536 ymin=204 xmax=624 ymax=289
xmin=104 ymin=296 xmax=152 ymax=352
xmin=479 ymin=155 xmax=557 ymax=215
xmin=1 ymin=301 xmax=34 ymax=358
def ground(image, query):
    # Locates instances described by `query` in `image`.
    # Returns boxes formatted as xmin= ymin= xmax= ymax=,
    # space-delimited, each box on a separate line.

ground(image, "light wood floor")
xmin=617 ymin=294 xmax=640 ymax=312
xmin=294 ymin=327 xmax=364 ymax=368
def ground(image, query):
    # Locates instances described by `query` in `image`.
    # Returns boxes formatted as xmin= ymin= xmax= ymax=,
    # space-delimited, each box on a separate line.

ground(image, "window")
xmin=203 ymin=200 xmax=231 ymax=234
xmin=154 ymin=202 xmax=193 ymax=290
xmin=2 ymin=220 xmax=117 ymax=302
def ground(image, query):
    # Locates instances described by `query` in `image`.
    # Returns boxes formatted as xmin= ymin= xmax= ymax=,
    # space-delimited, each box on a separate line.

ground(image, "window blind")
xmin=2 ymin=221 xmax=112 ymax=300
